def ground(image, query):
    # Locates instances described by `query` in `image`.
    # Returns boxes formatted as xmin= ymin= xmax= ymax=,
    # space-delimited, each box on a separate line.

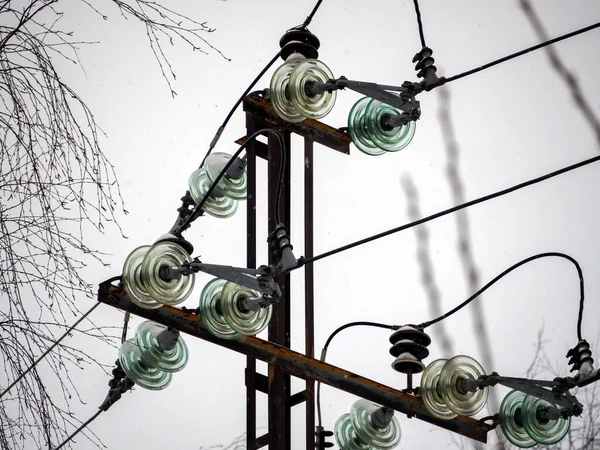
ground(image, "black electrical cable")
xmin=0 ymin=302 xmax=101 ymax=400
xmin=121 ymin=311 xmax=130 ymax=344
xmin=295 ymin=153 xmax=600 ymax=269
xmin=303 ymin=0 xmax=324 ymax=27
xmin=418 ymin=252 xmax=585 ymax=341
xmin=445 ymin=20 xmax=600 ymax=84
xmin=316 ymin=321 xmax=398 ymax=430
xmin=412 ymin=0 xmax=427 ymax=48
xmin=53 ymin=409 xmax=103 ymax=450
xmin=199 ymin=52 xmax=281 ymax=168
xmin=181 ymin=128 xmax=286 ymax=231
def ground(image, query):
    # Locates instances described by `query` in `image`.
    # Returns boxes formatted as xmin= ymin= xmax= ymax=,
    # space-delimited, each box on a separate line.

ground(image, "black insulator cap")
xmin=389 ymin=325 xmax=431 ymax=347
xmin=279 ymin=28 xmax=320 ymax=61
xmin=389 ymin=340 xmax=430 ymax=359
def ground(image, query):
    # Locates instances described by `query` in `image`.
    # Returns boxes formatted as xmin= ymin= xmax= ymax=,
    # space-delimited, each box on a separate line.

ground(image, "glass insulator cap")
xmin=347 ymin=97 xmax=385 ymax=156
xmin=363 ymin=98 xmax=416 ymax=152
xmin=420 ymin=358 xmax=457 ymax=420
xmin=135 ymin=320 xmax=189 ymax=372
xmin=270 ymin=60 xmax=305 ymax=123
xmin=140 ymin=241 xmax=195 ymax=307
xmin=204 ymin=152 xmax=247 ymax=200
xmin=438 ymin=355 xmax=488 ymax=417
xmin=334 ymin=413 xmax=372 ymax=450
xmin=188 ymin=168 xmax=238 ymax=218
xmin=118 ymin=339 xmax=172 ymax=390
xmin=499 ymin=390 xmax=536 ymax=448
xmin=350 ymin=399 xmax=401 ymax=449
xmin=288 ymin=59 xmax=336 ymax=120
xmin=122 ymin=245 xmax=163 ymax=310
xmin=199 ymin=277 xmax=239 ymax=340
xmin=522 ymin=393 xmax=570 ymax=445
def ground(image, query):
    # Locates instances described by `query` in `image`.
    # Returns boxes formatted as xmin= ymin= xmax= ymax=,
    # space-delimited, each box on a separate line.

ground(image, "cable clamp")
xmin=99 ymin=361 xmax=134 ymax=412
xmin=413 ymin=47 xmax=446 ymax=91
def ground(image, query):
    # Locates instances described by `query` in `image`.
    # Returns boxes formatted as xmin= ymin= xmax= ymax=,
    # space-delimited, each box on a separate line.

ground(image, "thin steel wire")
xmin=0 ymin=302 xmax=101 ymax=400
xmin=297 ymin=154 xmax=600 ymax=268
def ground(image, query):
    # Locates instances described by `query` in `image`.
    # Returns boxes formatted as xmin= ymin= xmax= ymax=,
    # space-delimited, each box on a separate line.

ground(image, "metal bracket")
xmin=306 ymin=77 xmax=421 ymax=125
xmin=168 ymin=260 xmax=282 ymax=299
xmin=463 ymin=373 xmax=583 ymax=418
xmin=98 ymin=361 xmax=135 ymax=412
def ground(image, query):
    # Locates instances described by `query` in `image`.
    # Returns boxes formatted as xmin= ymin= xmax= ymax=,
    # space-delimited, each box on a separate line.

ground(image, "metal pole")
xmin=246 ymin=111 xmax=259 ymax=450
xmin=267 ymin=129 xmax=292 ymax=450
xmin=304 ymin=139 xmax=315 ymax=450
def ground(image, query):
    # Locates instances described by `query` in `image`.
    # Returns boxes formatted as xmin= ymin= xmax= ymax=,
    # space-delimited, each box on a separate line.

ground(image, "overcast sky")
xmin=40 ymin=1 xmax=600 ymax=449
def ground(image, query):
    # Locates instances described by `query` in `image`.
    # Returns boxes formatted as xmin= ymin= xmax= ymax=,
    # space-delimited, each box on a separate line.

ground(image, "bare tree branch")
xmin=0 ymin=2 xmax=223 ymax=448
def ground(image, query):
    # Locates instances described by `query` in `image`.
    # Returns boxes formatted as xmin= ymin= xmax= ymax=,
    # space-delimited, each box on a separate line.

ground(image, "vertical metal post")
xmin=267 ymin=130 xmax=292 ymax=450
xmin=246 ymin=113 xmax=258 ymax=450
xmin=239 ymin=94 xmax=351 ymax=450
xmin=304 ymin=139 xmax=315 ymax=450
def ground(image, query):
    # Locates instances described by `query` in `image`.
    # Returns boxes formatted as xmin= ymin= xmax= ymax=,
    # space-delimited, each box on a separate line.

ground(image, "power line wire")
xmin=445 ymin=20 xmax=600 ymax=84
xmin=418 ymin=252 xmax=585 ymax=341
xmin=0 ymin=302 xmax=101 ymax=400
xmin=181 ymin=128 xmax=286 ymax=231
xmin=199 ymin=52 xmax=281 ymax=168
xmin=412 ymin=0 xmax=427 ymax=48
xmin=316 ymin=321 xmax=398 ymax=430
xmin=53 ymin=409 xmax=103 ymax=450
xmin=295 ymin=153 xmax=600 ymax=269
xmin=303 ymin=0 xmax=324 ymax=27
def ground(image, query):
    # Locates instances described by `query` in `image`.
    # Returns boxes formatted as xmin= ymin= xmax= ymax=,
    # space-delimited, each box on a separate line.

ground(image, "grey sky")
xmin=38 ymin=1 xmax=600 ymax=449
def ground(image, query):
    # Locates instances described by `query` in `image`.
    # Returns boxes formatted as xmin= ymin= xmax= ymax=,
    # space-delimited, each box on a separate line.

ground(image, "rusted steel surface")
xmin=267 ymin=130 xmax=292 ymax=450
xmin=97 ymin=282 xmax=493 ymax=443
xmin=304 ymin=139 xmax=315 ymax=450
xmin=237 ymin=94 xmax=351 ymax=154
xmin=245 ymin=122 xmax=259 ymax=450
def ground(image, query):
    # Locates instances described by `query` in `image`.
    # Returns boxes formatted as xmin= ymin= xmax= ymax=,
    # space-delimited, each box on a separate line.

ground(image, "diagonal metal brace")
xmin=306 ymin=77 xmax=421 ymax=124
xmin=168 ymin=260 xmax=282 ymax=299
xmin=464 ymin=373 xmax=583 ymax=417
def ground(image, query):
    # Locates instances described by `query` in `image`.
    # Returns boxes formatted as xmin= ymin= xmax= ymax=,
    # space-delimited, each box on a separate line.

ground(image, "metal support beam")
xmin=304 ymin=139 xmax=315 ymax=450
xmin=267 ymin=128 xmax=292 ymax=450
xmin=97 ymin=282 xmax=493 ymax=444
xmin=236 ymin=94 xmax=351 ymax=154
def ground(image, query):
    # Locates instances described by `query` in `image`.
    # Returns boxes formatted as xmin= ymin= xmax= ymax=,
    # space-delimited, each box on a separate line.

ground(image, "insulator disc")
xmin=204 ymin=152 xmax=247 ymax=200
xmin=348 ymin=97 xmax=385 ymax=156
xmin=389 ymin=339 xmax=430 ymax=359
xmin=279 ymin=28 xmax=320 ymax=60
xmin=270 ymin=60 xmax=304 ymax=123
xmin=391 ymin=353 xmax=425 ymax=374
xmin=522 ymin=393 xmax=570 ymax=445
xmin=499 ymin=390 xmax=536 ymax=448
xmin=135 ymin=321 xmax=189 ymax=373
xmin=220 ymin=281 xmax=272 ymax=336
xmin=287 ymin=59 xmax=336 ymax=120
xmin=122 ymin=245 xmax=162 ymax=310
xmin=198 ymin=278 xmax=239 ymax=340
xmin=334 ymin=413 xmax=371 ymax=450
xmin=350 ymin=399 xmax=401 ymax=449
xmin=118 ymin=339 xmax=172 ymax=390
xmin=389 ymin=326 xmax=431 ymax=347
xmin=438 ymin=355 xmax=488 ymax=417
xmin=420 ymin=358 xmax=457 ymax=420
xmin=363 ymin=98 xmax=416 ymax=152
xmin=140 ymin=241 xmax=195 ymax=307
xmin=188 ymin=168 xmax=238 ymax=218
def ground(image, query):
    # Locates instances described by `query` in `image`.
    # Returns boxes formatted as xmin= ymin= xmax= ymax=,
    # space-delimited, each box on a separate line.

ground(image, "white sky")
xmin=37 ymin=0 xmax=600 ymax=449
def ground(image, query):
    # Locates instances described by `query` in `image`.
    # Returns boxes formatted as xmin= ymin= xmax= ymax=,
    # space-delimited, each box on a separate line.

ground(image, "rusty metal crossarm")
xmin=98 ymin=280 xmax=492 ymax=443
